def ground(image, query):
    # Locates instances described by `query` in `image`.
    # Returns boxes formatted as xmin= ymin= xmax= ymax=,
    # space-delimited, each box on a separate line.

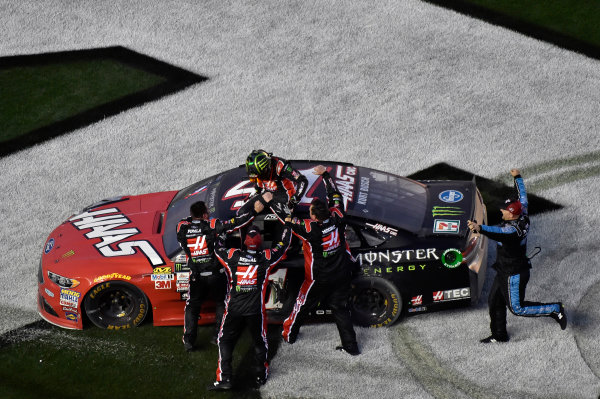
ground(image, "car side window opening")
xmin=345 ymin=224 xmax=386 ymax=249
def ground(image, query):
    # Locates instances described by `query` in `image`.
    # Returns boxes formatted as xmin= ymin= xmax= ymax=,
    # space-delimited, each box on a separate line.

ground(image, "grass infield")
xmin=0 ymin=321 xmax=271 ymax=398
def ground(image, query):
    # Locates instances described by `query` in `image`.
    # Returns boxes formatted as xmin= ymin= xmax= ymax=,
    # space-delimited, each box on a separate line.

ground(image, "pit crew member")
xmin=280 ymin=165 xmax=359 ymax=356
xmin=468 ymin=169 xmax=567 ymax=343
xmin=209 ymin=224 xmax=292 ymax=391
xmin=176 ymin=200 xmax=258 ymax=352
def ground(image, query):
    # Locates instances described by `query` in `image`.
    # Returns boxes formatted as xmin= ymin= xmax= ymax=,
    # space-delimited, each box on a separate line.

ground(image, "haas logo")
xmin=187 ymin=236 xmax=209 ymax=257
xmin=236 ymin=265 xmax=258 ymax=286
xmin=322 ymin=229 xmax=341 ymax=252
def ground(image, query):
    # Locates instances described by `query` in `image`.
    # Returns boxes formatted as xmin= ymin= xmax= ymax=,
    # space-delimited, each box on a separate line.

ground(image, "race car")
xmin=37 ymin=161 xmax=488 ymax=330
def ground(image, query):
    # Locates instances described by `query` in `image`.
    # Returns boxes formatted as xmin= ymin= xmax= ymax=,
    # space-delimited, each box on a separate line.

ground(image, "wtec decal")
xmin=70 ymin=207 xmax=165 ymax=266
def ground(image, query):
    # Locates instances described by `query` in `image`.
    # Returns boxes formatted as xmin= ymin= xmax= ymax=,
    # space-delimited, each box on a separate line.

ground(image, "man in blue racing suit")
xmin=468 ymin=169 xmax=567 ymax=343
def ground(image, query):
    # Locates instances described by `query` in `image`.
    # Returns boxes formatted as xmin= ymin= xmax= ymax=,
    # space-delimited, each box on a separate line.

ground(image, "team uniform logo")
xmin=236 ymin=265 xmax=258 ymax=292
xmin=187 ymin=235 xmax=209 ymax=257
xmin=321 ymin=227 xmax=341 ymax=257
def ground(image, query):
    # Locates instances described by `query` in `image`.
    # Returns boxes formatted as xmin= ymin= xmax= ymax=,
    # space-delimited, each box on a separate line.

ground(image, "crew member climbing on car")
xmin=468 ymin=168 xmax=567 ymax=343
xmin=279 ymin=164 xmax=360 ymax=356
xmin=238 ymin=150 xmax=308 ymax=221
xmin=176 ymin=200 xmax=258 ymax=352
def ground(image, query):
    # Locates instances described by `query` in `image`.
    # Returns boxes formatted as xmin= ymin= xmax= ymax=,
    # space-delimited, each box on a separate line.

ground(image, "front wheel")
xmin=350 ymin=277 xmax=402 ymax=328
xmin=84 ymin=281 xmax=149 ymax=329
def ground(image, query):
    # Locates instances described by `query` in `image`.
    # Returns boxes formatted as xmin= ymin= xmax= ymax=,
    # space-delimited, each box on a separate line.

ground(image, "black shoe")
xmin=282 ymin=334 xmax=296 ymax=344
xmin=255 ymin=376 xmax=267 ymax=388
xmin=210 ymin=336 xmax=218 ymax=346
xmin=551 ymin=303 xmax=567 ymax=330
xmin=480 ymin=335 xmax=509 ymax=344
xmin=208 ymin=380 xmax=232 ymax=391
xmin=183 ymin=341 xmax=194 ymax=352
xmin=336 ymin=345 xmax=360 ymax=356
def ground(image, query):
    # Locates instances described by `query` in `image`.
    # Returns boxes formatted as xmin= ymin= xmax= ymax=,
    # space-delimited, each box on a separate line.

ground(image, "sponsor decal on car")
xmin=184 ymin=184 xmax=208 ymax=199
xmin=334 ymin=165 xmax=357 ymax=209
xmin=366 ymin=223 xmax=398 ymax=236
xmin=432 ymin=287 xmax=470 ymax=302
xmin=176 ymin=272 xmax=190 ymax=282
xmin=151 ymin=273 xmax=174 ymax=281
xmin=44 ymin=238 xmax=55 ymax=254
xmin=363 ymin=264 xmax=427 ymax=275
xmin=59 ymin=288 xmax=81 ymax=308
xmin=411 ymin=295 xmax=423 ymax=306
xmin=439 ymin=190 xmax=463 ymax=203
xmin=176 ymin=282 xmax=190 ymax=292
xmin=408 ymin=306 xmax=427 ymax=313
xmin=434 ymin=219 xmax=460 ymax=234
xmin=62 ymin=307 xmax=78 ymax=312
xmin=356 ymin=248 xmax=439 ymax=266
xmin=153 ymin=267 xmax=172 ymax=274
xmin=357 ymin=176 xmax=370 ymax=205
xmin=65 ymin=311 xmax=78 ymax=322
xmin=44 ymin=288 xmax=55 ymax=298
xmin=441 ymin=248 xmax=463 ymax=268
xmin=93 ymin=273 xmax=132 ymax=283
xmin=432 ymin=206 xmax=465 ymax=217
xmin=155 ymin=280 xmax=172 ymax=289
xmin=70 ymin=207 xmax=165 ymax=267
xmin=61 ymin=249 xmax=75 ymax=259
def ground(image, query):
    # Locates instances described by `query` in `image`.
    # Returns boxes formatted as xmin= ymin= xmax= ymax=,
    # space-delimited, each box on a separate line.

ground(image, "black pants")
xmin=216 ymin=312 xmax=268 ymax=382
xmin=488 ymin=268 xmax=561 ymax=339
xmin=183 ymin=271 xmax=225 ymax=346
xmin=282 ymin=277 xmax=357 ymax=349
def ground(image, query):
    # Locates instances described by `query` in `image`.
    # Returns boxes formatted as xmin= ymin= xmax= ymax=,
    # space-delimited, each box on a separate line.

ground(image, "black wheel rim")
xmin=97 ymin=288 xmax=136 ymax=321
xmin=351 ymin=288 xmax=387 ymax=321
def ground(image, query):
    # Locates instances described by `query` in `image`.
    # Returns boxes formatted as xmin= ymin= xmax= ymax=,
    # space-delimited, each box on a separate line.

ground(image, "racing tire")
xmin=350 ymin=277 xmax=402 ymax=328
xmin=84 ymin=281 xmax=149 ymax=329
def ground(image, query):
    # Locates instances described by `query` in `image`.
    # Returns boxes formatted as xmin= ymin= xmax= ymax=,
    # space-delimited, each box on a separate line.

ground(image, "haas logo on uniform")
xmin=187 ymin=236 xmax=209 ymax=257
xmin=236 ymin=265 xmax=258 ymax=286
xmin=322 ymin=229 xmax=341 ymax=252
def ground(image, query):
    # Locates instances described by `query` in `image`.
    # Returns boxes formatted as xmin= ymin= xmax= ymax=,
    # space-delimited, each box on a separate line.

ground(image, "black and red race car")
xmin=38 ymin=161 xmax=487 ymax=330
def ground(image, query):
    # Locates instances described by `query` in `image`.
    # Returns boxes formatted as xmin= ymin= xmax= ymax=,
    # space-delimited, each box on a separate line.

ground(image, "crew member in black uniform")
xmin=468 ymin=168 xmax=567 ymax=343
xmin=239 ymin=149 xmax=308 ymax=221
xmin=280 ymin=165 xmax=359 ymax=356
xmin=209 ymin=224 xmax=292 ymax=391
xmin=176 ymin=200 xmax=257 ymax=351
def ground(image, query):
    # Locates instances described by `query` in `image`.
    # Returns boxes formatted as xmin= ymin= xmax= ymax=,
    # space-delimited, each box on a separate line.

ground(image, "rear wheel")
xmin=350 ymin=277 xmax=402 ymax=328
xmin=84 ymin=281 xmax=148 ymax=329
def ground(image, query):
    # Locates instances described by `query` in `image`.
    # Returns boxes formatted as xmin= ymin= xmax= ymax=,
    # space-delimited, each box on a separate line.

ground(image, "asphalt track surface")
xmin=1 ymin=1 xmax=600 ymax=398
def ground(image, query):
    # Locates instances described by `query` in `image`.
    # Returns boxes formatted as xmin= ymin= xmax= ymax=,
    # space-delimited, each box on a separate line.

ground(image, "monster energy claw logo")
xmin=432 ymin=206 xmax=465 ymax=217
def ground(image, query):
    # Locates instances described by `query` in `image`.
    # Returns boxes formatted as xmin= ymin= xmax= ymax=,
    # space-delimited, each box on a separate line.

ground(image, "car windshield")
xmin=162 ymin=173 xmax=225 ymax=258
xmin=347 ymin=167 xmax=428 ymax=234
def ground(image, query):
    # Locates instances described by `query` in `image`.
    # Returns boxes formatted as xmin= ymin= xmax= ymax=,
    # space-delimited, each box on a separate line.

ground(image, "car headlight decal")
xmin=47 ymin=271 xmax=80 ymax=289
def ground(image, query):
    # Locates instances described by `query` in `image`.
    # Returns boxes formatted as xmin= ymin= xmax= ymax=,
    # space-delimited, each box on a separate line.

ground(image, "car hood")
xmin=42 ymin=191 xmax=177 ymax=277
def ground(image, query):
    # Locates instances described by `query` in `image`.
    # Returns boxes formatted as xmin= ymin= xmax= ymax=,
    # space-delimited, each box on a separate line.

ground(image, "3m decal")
xmin=441 ymin=248 xmax=463 ymax=268
xmin=70 ymin=208 xmax=165 ymax=267
xmin=439 ymin=190 xmax=463 ymax=203
xmin=434 ymin=219 xmax=460 ymax=234
xmin=432 ymin=206 xmax=465 ymax=217
xmin=155 ymin=280 xmax=172 ymax=289
xmin=356 ymin=248 xmax=439 ymax=266
xmin=433 ymin=288 xmax=470 ymax=302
